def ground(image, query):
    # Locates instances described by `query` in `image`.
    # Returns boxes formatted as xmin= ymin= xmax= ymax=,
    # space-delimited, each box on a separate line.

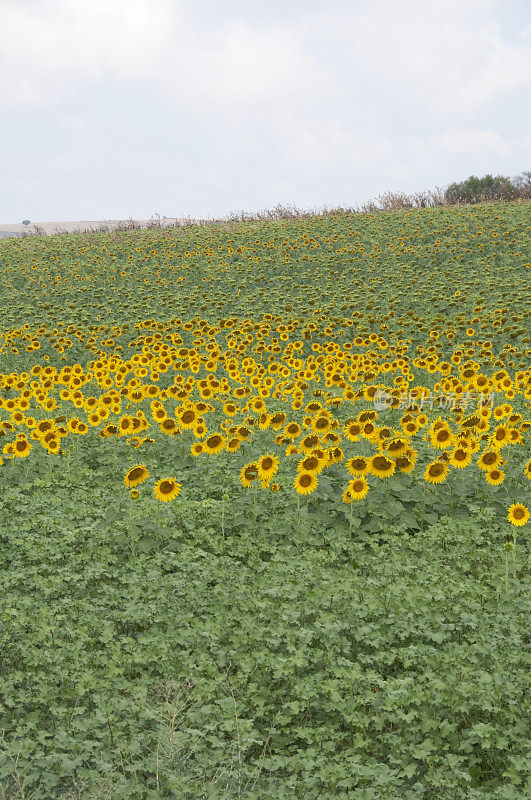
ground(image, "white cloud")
xmin=1 ymin=0 xmax=530 ymax=220
xmin=430 ymin=128 xmax=510 ymax=155
xmin=0 ymin=0 xmax=175 ymax=110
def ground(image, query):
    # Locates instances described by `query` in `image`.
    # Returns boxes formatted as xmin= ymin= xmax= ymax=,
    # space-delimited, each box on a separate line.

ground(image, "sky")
xmin=1 ymin=0 xmax=530 ymax=222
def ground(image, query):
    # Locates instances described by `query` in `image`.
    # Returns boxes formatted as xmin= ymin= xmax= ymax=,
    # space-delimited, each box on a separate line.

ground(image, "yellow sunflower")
xmin=343 ymin=421 xmax=361 ymax=442
xmin=257 ymin=453 xmax=279 ymax=483
xmin=294 ymin=471 xmax=318 ymax=495
xmin=178 ymin=408 xmax=198 ymax=429
xmin=202 ymin=433 xmax=225 ymax=454
xmin=424 ymin=461 xmax=449 ymax=484
xmin=240 ymin=462 xmax=259 ymax=487
xmin=297 ymin=454 xmax=325 ymax=475
xmin=13 ymin=438 xmax=32 ymax=458
xmin=477 ymin=450 xmax=502 ymax=471
xmin=507 ymin=503 xmax=529 ymax=527
xmin=346 ymin=456 xmax=370 ymax=477
xmin=124 ymin=465 xmax=149 ymax=488
xmin=154 ymin=478 xmax=181 ymax=502
xmin=395 ymin=450 xmax=417 ymax=474
xmin=449 ymin=447 xmax=473 ymax=469
xmin=485 ymin=468 xmax=505 ymax=486
xmin=343 ymin=477 xmax=369 ymax=502
xmin=368 ymin=454 xmax=396 ymax=478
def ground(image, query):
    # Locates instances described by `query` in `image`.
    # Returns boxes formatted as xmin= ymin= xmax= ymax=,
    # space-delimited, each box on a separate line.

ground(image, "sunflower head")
xmin=124 ymin=464 xmax=149 ymax=488
xmin=154 ymin=478 xmax=181 ymax=502
xmin=507 ymin=503 xmax=530 ymax=527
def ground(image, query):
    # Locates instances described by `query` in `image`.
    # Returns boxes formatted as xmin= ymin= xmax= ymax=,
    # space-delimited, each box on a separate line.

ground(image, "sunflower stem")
xmin=420 ymin=481 xmax=428 ymax=531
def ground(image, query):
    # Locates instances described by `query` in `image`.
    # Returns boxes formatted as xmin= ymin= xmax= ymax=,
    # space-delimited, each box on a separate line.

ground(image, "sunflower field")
xmin=0 ymin=201 xmax=530 ymax=799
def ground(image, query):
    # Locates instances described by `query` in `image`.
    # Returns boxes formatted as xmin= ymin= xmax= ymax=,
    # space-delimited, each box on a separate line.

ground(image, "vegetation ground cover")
xmin=0 ymin=201 xmax=530 ymax=798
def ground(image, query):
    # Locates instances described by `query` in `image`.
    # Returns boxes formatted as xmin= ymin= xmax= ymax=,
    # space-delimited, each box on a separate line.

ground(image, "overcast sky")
xmin=1 ymin=0 xmax=530 ymax=222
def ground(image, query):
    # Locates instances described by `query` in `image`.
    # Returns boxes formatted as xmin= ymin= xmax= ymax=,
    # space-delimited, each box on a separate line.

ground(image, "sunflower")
xmin=328 ymin=446 xmax=344 ymax=464
xmin=491 ymin=425 xmax=509 ymax=449
xmin=36 ymin=419 xmax=54 ymax=436
xmin=395 ymin=450 xmax=417 ymax=474
xmin=2 ymin=442 xmax=14 ymax=457
xmin=159 ymin=418 xmax=178 ymax=435
xmin=257 ymin=453 xmax=279 ymax=483
xmin=385 ymin=437 xmax=409 ymax=457
xmin=430 ymin=426 xmax=454 ymax=449
xmin=13 ymin=438 xmax=32 ymax=458
xmin=424 ymin=461 xmax=449 ymax=484
xmin=449 ymin=447 xmax=473 ymax=469
xmin=45 ymin=438 xmax=61 ymax=454
xmin=283 ymin=422 xmax=302 ymax=439
xmin=343 ymin=476 xmax=369 ymax=502
xmin=477 ymin=450 xmax=502 ymax=471
xmin=154 ymin=478 xmax=181 ymax=502
xmin=361 ymin=421 xmax=377 ymax=439
xmin=524 ymin=459 xmax=531 ymax=480
xmin=294 ymin=471 xmax=318 ymax=495
xmin=507 ymin=503 xmax=530 ymax=527
xmin=258 ymin=412 xmax=271 ymax=430
xmin=118 ymin=416 xmax=134 ymax=435
xmin=297 ymin=454 xmax=320 ymax=474
xmin=343 ymin=421 xmax=361 ymax=442
xmin=368 ymin=454 xmax=395 ymax=478
xmin=240 ymin=462 xmax=259 ymax=487
xmin=203 ymin=433 xmax=225 ymax=454
xmin=124 ymin=464 xmax=149 ymax=488
xmin=485 ymin=468 xmax=505 ymax=486
xmin=225 ymin=437 xmax=241 ymax=452
xmin=130 ymin=490 xmax=140 ymax=500
xmin=346 ymin=456 xmax=370 ymax=477
xmin=269 ymin=412 xmax=286 ymax=430
xmin=299 ymin=434 xmax=319 ymax=454
xmin=177 ymin=408 xmax=198 ymax=429
xmin=192 ymin=423 xmax=208 ymax=438
xmin=312 ymin=416 xmax=331 ymax=435
xmin=269 ymin=482 xmax=280 ymax=492
xmin=190 ymin=443 xmax=203 ymax=456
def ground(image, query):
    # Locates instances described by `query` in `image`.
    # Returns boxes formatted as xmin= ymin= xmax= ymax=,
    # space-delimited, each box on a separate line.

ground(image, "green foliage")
xmin=0 ymin=201 xmax=530 ymax=798
xmin=0 ymin=456 xmax=529 ymax=799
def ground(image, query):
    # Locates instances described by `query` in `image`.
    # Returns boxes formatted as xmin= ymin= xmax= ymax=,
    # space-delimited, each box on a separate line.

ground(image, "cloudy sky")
xmin=1 ymin=0 xmax=530 ymax=222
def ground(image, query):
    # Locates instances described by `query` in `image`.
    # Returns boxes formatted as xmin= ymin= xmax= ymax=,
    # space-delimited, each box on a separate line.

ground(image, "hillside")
xmin=0 ymin=200 xmax=529 ymax=799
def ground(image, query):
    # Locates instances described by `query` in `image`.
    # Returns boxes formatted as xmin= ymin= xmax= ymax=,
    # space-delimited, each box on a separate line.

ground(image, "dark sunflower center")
xmin=160 ymin=481 xmax=174 ymax=494
xmin=300 ymin=474 xmax=312 ymax=487
xmin=429 ymin=464 xmax=444 ymax=477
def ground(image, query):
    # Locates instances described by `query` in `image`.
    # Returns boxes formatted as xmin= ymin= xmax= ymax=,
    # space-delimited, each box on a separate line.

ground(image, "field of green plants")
xmin=0 ymin=201 xmax=530 ymax=799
